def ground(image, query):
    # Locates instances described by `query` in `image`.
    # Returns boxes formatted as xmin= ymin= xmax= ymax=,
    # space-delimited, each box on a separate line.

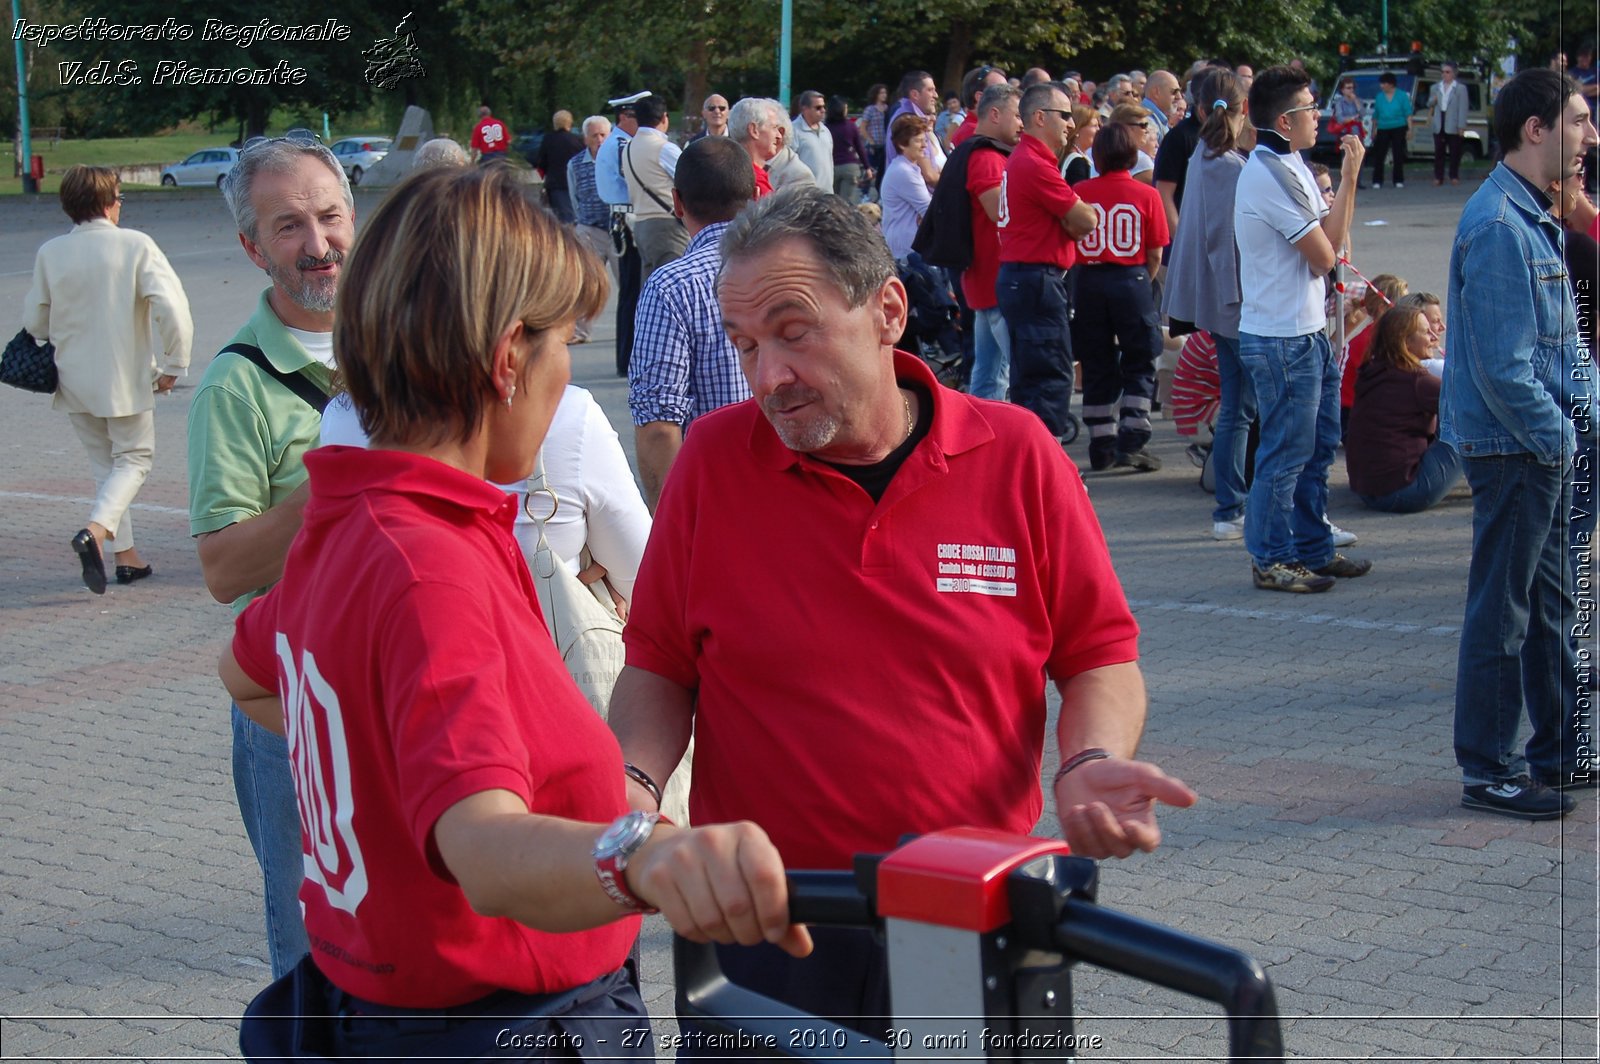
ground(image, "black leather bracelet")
xmin=1052 ymin=747 xmax=1110 ymax=787
xmin=622 ymin=762 xmax=663 ymax=810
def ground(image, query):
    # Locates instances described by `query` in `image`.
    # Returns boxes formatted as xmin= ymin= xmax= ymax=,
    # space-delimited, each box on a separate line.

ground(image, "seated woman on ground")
xmin=1338 ymin=272 xmax=1409 ymax=438
xmin=1393 ymin=291 xmax=1446 ymax=377
xmin=1344 ymin=305 xmax=1463 ymax=514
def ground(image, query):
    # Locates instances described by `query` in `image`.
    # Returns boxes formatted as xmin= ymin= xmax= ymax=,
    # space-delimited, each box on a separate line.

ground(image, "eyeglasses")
xmin=1040 ymin=108 xmax=1074 ymax=120
xmin=704 ymin=105 xmax=728 ymax=111
xmin=1318 ymin=185 xmax=1335 ymax=198
xmin=1282 ymin=104 xmax=1319 ymax=117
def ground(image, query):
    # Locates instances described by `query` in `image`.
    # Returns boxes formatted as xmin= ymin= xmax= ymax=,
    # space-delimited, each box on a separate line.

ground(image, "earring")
xmin=505 ymin=383 xmax=516 ymax=408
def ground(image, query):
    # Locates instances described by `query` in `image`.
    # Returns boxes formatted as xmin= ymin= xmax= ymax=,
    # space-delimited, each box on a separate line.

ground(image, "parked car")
xmin=1311 ymin=57 xmax=1489 ymax=163
xmin=160 ymin=148 xmax=240 ymax=188
xmin=512 ymin=129 xmax=544 ymax=164
xmin=329 ymin=136 xmax=392 ymax=185
xmin=1407 ymin=67 xmax=1490 ymax=160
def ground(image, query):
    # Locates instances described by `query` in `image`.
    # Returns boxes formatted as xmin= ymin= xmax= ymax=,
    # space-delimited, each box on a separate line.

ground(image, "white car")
xmin=330 ymin=137 xmax=392 ymax=185
xmin=159 ymin=148 xmax=240 ymax=188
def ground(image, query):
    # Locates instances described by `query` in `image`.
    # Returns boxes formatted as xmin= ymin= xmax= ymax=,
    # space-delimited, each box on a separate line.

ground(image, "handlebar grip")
xmin=785 ymin=871 xmax=875 ymax=927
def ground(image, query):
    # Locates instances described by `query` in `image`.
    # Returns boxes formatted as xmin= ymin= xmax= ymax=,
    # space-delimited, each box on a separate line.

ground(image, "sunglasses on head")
xmin=241 ymin=127 xmax=321 ymax=154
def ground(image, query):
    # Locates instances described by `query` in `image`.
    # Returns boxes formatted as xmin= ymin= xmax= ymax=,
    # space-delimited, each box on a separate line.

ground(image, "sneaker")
xmin=1394 ymin=181 xmax=1404 ymax=188
xmin=1252 ymin=561 xmax=1335 ymax=593
xmin=1114 ymin=448 xmax=1162 ymax=472
xmin=1212 ymin=516 xmax=1245 ymax=541
xmin=1185 ymin=441 xmax=1211 ymax=468
xmin=1328 ymin=522 xmax=1358 ymax=547
xmin=1461 ymin=776 xmax=1575 ymax=821
xmin=1372 ymin=182 xmax=1383 ymax=189
xmin=1313 ymin=553 xmax=1372 ymax=579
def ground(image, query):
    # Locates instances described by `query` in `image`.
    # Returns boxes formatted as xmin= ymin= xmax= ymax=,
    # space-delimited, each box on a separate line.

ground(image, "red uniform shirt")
xmin=1073 ymin=170 xmax=1170 ymax=266
xmin=625 ymin=352 xmax=1140 ymax=871
xmin=234 ymin=449 xmax=635 ymax=1007
xmin=752 ymin=160 xmax=773 ymax=198
xmin=998 ymin=133 xmax=1083 ymax=268
xmin=471 ymin=115 xmax=509 ymax=155
xmin=963 ymin=146 xmax=1008 ymax=309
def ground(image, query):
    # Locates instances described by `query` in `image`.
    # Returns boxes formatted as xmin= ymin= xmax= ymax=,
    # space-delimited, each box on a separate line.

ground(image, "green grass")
xmin=4 ymin=108 xmax=399 ymax=195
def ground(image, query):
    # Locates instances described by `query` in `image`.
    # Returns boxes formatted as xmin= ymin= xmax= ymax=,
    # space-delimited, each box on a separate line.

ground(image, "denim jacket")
xmin=1440 ymin=164 xmax=1591 ymax=463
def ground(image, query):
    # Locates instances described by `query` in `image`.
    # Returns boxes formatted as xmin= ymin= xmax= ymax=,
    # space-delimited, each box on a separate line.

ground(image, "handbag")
xmin=1 ymin=329 xmax=58 ymax=394
xmin=525 ymin=452 xmax=627 ymax=718
xmin=524 ymin=453 xmax=692 ymax=825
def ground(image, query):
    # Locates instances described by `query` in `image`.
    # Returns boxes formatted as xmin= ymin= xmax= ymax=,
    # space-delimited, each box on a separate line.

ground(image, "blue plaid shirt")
xmin=566 ymin=150 xmax=609 ymax=228
xmin=628 ymin=221 xmax=750 ymax=427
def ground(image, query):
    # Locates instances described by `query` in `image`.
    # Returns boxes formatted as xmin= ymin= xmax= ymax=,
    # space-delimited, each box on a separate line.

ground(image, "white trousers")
xmin=67 ymin=410 xmax=155 ymax=554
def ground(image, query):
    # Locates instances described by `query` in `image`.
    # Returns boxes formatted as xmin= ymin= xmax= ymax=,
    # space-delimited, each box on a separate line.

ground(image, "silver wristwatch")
xmin=593 ymin=811 xmax=663 ymax=912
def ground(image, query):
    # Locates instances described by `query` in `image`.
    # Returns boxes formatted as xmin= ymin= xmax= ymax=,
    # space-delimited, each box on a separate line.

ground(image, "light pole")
xmin=779 ymin=0 xmax=792 ymax=112
xmin=12 ymin=0 xmax=37 ymax=193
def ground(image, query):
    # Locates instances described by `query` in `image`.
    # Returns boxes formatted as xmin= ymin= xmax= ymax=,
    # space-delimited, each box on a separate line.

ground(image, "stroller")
xmin=895 ymin=252 xmax=965 ymax=388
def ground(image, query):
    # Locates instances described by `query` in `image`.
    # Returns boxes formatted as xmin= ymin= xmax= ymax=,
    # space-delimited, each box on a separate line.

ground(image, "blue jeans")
xmin=1238 ymin=331 xmax=1340 ymax=568
xmin=232 ymin=704 xmax=309 ymax=978
xmin=1212 ymin=334 xmax=1257 ymax=522
xmin=968 ymin=307 xmax=1011 ymax=400
xmin=1359 ymin=439 xmax=1465 ymax=513
xmin=1454 ymin=454 xmax=1579 ymax=785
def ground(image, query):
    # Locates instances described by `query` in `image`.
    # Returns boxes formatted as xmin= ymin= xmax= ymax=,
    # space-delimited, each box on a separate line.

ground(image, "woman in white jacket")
xmin=23 ymin=165 xmax=192 ymax=593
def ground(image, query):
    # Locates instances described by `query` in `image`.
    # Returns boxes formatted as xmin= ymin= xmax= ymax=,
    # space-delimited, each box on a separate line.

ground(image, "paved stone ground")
xmin=0 ymin=178 xmax=1595 ymax=1061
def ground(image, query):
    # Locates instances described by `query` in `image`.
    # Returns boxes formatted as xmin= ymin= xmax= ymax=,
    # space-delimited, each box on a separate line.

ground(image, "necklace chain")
xmin=901 ymin=391 xmax=914 ymax=442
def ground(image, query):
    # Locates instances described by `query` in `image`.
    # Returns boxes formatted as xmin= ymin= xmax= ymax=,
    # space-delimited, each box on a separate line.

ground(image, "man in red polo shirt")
xmin=949 ymin=63 xmax=1009 ymax=148
xmin=608 ymin=184 xmax=1194 ymax=1050
xmin=963 ymin=82 xmax=1023 ymax=400
xmin=996 ymin=82 xmax=1097 ymax=441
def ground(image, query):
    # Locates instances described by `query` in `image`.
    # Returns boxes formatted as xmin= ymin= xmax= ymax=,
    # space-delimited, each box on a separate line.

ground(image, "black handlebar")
xmin=676 ymin=861 xmax=1283 ymax=1063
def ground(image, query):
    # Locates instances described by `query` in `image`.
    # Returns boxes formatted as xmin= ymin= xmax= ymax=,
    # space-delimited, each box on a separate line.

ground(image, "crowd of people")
xmin=11 ymin=43 xmax=1597 ymax=1060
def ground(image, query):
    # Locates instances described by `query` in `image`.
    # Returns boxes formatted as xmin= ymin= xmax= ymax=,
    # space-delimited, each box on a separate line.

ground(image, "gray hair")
xmin=581 ymin=114 xmax=610 ymax=137
xmin=223 ymin=137 xmax=353 ymax=243
xmin=1107 ymin=74 xmax=1133 ymax=93
xmin=413 ymin=137 xmax=469 ymax=170
xmin=977 ymin=83 xmax=1021 ymax=120
xmin=729 ymin=97 xmax=784 ymax=144
xmin=718 ymin=184 xmax=894 ymax=309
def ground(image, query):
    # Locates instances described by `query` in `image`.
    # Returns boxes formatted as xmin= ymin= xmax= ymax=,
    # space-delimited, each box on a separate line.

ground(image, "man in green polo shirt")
xmin=186 ymin=133 xmax=353 ymax=979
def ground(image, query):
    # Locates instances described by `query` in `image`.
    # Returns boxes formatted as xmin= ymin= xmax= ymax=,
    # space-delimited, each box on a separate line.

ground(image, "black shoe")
xmin=1088 ymin=440 xmax=1117 ymax=471
xmin=71 ymin=529 xmax=106 ymax=595
xmin=1313 ymin=553 xmax=1372 ymax=578
xmin=1114 ymin=448 xmax=1162 ymax=472
xmin=1461 ymin=776 xmax=1575 ymax=820
xmin=1533 ymin=769 xmax=1598 ymax=792
xmin=115 ymin=564 xmax=154 ymax=585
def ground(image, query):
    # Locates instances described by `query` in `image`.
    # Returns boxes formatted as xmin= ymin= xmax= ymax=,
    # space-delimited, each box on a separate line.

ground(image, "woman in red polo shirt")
xmin=1069 ymin=121 xmax=1171 ymax=472
xmin=224 ymin=165 xmax=808 ymax=1060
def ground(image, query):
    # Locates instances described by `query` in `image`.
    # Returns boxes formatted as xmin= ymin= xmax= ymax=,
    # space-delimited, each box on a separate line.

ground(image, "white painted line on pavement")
xmin=0 ymin=490 xmax=189 ymax=517
xmin=1126 ymin=597 xmax=1460 ymax=638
